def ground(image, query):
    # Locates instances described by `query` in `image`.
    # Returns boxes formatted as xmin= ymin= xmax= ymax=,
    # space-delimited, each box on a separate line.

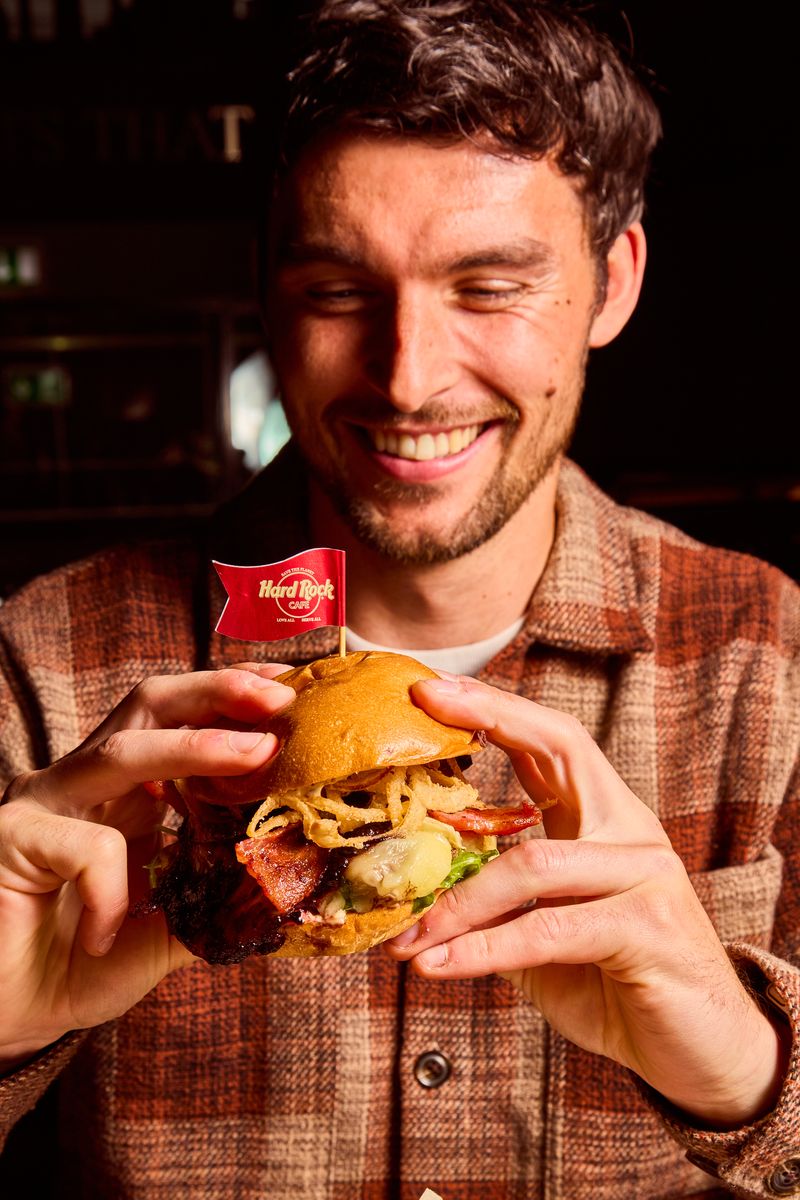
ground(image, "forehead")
xmin=270 ymin=132 xmax=590 ymax=270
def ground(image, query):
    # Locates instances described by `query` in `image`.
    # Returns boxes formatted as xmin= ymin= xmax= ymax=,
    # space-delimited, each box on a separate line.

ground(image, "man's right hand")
xmin=0 ymin=665 xmax=294 ymax=1071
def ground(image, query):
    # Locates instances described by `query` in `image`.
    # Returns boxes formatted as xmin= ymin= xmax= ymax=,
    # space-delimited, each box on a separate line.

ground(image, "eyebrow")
xmin=278 ymin=242 xmax=366 ymax=269
xmin=445 ymin=239 xmax=558 ymax=273
xmin=276 ymin=236 xmax=557 ymax=275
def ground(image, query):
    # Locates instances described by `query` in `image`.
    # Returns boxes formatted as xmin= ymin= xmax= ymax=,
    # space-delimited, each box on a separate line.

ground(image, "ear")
xmin=588 ymin=223 xmax=647 ymax=348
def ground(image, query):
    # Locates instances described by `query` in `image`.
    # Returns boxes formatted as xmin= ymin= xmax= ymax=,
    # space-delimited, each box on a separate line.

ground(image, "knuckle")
xmin=218 ymin=667 xmax=258 ymax=700
xmin=0 ymin=799 xmax=25 ymax=843
xmin=184 ymin=726 xmax=215 ymax=755
xmin=94 ymin=730 xmax=128 ymax=768
xmin=549 ymin=709 xmax=583 ymax=738
xmin=88 ymin=823 xmax=126 ymax=862
xmin=129 ymin=675 xmax=158 ymax=709
xmin=547 ymin=711 xmax=590 ymax=758
xmin=629 ymin=845 xmax=689 ymax=931
xmin=629 ymin=875 xmax=681 ymax=936
xmin=471 ymin=927 xmax=494 ymax=967
xmin=565 ymin=713 xmax=591 ymax=744
xmin=2 ymin=770 xmax=39 ymax=806
xmin=519 ymin=836 xmax=567 ymax=877
xmin=646 ymin=843 xmax=685 ymax=883
xmin=439 ymin=875 xmax=475 ymax=922
xmin=534 ymin=903 xmax=566 ymax=946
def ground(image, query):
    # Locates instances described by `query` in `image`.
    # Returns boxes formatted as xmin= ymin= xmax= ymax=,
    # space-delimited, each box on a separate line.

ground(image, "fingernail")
xmin=417 ymin=944 xmax=447 ymax=969
xmin=423 ymin=679 xmax=463 ymax=694
xmin=391 ymin=924 xmax=420 ymax=948
xmin=247 ymin=675 xmax=293 ymax=692
xmin=229 ymin=730 xmax=268 ymax=753
xmin=96 ymin=933 xmax=116 ymax=955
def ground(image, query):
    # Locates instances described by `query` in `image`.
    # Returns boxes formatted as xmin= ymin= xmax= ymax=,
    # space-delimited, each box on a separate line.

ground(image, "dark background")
xmin=0 ymin=2 xmax=796 ymax=1188
xmin=0 ymin=0 xmax=797 ymax=602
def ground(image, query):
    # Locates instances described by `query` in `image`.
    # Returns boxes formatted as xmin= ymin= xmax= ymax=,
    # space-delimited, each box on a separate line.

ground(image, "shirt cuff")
xmin=638 ymin=944 xmax=800 ymax=1198
xmin=0 ymin=1030 xmax=86 ymax=1150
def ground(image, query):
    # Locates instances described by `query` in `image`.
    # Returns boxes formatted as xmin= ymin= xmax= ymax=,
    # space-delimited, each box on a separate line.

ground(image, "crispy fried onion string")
xmin=245 ymin=761 xmax=480 ymax=849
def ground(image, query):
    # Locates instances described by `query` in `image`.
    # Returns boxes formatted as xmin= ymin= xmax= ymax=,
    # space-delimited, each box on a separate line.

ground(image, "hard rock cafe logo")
xmin=258 ymin=568 xmax=336 ymax=620
xmin=213 ymin=547 xmax=345 ymax=643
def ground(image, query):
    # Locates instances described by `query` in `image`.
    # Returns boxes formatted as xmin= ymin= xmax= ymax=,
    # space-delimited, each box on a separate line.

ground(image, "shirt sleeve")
xmin=0 ymin=1033 xmax=87 ymax=1152
xmin=638 ymin=945 xmax=800 ymax=1198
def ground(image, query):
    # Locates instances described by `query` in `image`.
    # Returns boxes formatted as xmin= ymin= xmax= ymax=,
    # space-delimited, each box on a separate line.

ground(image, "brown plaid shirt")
xmin=1 ymin=454 xmax=798 ymax=1199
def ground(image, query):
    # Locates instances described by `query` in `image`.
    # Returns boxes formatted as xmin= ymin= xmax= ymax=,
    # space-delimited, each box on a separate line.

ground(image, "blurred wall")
xmin=1 ymin=0 xmax=797 ymax=595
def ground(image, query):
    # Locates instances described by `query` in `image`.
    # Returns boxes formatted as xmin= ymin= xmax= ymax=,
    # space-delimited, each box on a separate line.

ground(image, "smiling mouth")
xmin=363 ymin=423 xmax=485 ymax=462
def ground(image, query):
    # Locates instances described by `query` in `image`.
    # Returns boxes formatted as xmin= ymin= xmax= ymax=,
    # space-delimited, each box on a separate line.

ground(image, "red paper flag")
xmin=214 ymin=548 xmax=346 ymax=642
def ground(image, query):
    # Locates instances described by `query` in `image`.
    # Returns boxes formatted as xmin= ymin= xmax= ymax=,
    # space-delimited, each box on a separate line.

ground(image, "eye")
xmin=457 ymin=282 xmax=530 ymax=311
xmin=304 ymin=285 xmax=377 ymax=313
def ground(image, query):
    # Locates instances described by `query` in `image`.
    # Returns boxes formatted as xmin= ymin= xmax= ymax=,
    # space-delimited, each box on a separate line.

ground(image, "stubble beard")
xmin=308 ymin=378 xmax=584 ymax=567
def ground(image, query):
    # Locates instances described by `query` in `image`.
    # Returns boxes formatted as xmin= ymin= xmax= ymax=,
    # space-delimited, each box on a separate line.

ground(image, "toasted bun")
xmin=268 ymin=651 xmax=481 ymax=790
xmin=273 ymin=900 xmax=421 ymax=957
xmin=190 ymin=651 xmax=482 ymax=806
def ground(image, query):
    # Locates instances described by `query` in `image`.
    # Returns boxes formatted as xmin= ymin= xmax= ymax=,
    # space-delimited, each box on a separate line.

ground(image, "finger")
xmin=412 ymin=677 xmax=661 ymax=839
xmin=228 ymin=661 xmax=294 ymax=679
xmin=16 ymin=726 xmax=281 ymax=817
xmin=408 ymin=891 xmax=639 ymax=980
xmin=82 ymin=670 xmax=295 ymax=744
xmin=388 ymin=838 xmax=664 ymax=958
xmin=0 ymin=808 xmax=129 ymax=955
xmin=510 ymin=752 xmax=563 ymax=807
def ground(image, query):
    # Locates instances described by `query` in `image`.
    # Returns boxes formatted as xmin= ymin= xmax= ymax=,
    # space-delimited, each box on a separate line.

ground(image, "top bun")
xmin=263 ymin=650 xmax=482 ymax=792
xmin=186 ymin=651 xmax=482 ymax=807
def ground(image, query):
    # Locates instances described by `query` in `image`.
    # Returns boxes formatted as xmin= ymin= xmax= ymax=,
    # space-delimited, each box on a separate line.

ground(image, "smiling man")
xmin=268 ymin=136 xmax=635 ymax=576
xmin=1 ymin=3 xmax=799 ymax=1199
xmin=263 ymin=137 xmax=647 ymax=656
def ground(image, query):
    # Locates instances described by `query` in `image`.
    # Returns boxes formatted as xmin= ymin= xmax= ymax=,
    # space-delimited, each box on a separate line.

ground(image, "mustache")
xmin=325 ymin=395 xmax=520 ymax=428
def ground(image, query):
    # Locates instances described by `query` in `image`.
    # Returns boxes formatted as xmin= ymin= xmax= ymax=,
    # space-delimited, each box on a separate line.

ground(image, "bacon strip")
xmin=428 ymin=803 xmax=542 ymax=836
xmin=235 ymin=825 xmax=327 ymax=913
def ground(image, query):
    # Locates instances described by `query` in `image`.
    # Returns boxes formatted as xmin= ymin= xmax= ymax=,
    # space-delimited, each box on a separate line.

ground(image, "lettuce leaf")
xmin=412 ymin=847 xmax=499 ymax=913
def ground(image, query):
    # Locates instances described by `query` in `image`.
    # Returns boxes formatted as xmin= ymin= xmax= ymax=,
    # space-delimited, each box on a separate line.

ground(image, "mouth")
xmin=365 ymin=423 xmax=485 ymax=462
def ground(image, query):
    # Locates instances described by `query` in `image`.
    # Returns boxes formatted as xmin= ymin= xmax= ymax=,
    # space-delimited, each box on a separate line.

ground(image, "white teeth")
xmin=371 ymin=424 xmax=482 ymax=461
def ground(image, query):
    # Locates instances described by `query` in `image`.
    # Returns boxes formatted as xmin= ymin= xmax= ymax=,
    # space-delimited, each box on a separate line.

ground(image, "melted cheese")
xmin=345 ymin=831 xmax=453 ymax=902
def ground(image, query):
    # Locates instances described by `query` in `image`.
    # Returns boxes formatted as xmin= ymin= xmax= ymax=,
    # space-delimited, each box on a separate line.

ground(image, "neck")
xmin=309 ymin=463 xmax=560 ymax=650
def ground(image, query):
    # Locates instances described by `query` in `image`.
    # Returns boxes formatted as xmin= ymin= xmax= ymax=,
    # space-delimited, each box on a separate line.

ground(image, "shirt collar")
xmin=522 ymin=459 xmax=653 ymax=655
xmin=203 ymin=447 xmax=652 ymax=670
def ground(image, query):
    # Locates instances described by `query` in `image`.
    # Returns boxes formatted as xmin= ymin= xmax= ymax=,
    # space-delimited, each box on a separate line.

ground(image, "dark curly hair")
xmin=267 ymin=0 xmax=662 ymax=260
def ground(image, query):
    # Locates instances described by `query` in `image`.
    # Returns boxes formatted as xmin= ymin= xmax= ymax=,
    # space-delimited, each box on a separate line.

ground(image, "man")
xmin=0 ymin=3 xmax=798 ymax=1197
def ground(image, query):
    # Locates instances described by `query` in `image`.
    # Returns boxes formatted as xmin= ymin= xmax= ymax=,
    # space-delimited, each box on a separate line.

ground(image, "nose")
xmin=365 ymin=289 xmax=458 ymax=413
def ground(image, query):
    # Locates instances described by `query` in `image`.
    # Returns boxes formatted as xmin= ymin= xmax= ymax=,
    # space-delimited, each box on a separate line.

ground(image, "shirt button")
xmin=413 ymin=1050 xmax=452 ymax=1089
xmin=768 ymin=1159 xmax=800 ymax=1195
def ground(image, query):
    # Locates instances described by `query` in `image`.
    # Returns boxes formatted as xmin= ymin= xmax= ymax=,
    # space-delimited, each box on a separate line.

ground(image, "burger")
xmin=147 ymin=651 xmax=542 ymax=964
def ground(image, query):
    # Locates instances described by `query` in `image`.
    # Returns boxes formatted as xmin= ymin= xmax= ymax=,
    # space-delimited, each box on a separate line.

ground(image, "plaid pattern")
xmin=1 ymin=452 xmax=798 ymax=1199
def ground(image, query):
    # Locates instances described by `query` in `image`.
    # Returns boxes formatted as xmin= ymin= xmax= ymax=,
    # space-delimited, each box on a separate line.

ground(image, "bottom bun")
xmin=273 ymin=901 xmax=421 ymax=957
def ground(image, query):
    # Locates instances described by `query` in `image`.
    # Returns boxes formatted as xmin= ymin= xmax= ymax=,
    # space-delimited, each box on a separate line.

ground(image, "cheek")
xmin=466 ymin=326 xmax=561 ymax=402
xmin=276 ymin=313 xmax=363 ymax=389
xmin=491 ymin=307 xmax=591 ymax=396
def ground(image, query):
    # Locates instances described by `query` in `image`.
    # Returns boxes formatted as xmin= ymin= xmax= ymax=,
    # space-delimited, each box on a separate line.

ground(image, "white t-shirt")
xmin=345 ymin=617 xmax=525 ymax=678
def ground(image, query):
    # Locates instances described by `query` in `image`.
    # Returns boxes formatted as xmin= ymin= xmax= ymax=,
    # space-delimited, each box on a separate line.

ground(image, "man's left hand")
xmin=387 ymin=675 xmax=787 ymax=1127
